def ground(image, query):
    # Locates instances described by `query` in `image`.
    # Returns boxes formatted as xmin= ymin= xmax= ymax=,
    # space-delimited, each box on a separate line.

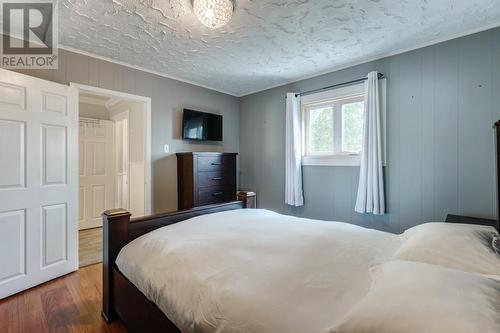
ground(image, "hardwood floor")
xmin=0 ymin=264 xmax=127 ymax=333
xmin=79 ymin=228 xmax=103 ymax=268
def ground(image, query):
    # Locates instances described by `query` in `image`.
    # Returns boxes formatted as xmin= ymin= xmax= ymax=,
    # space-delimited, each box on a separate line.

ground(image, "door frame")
xmin=110 ymin=110 xmax=129 ymax=211
xmin=70 ymin=83 xmax=152 ymax=215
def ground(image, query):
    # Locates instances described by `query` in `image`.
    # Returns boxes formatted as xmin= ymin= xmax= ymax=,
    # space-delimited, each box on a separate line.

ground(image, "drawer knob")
xmin=211 ymin=162 xmax=222 ymax=165
xmin=212 ymin=192 xmax=223 ymax=196
xmin=212 ymin=177 xmax=223 ymax=181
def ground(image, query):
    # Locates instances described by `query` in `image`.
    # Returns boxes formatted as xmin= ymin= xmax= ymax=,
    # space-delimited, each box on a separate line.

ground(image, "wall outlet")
xmin=163 ymin=144 xmax=170 ymax=153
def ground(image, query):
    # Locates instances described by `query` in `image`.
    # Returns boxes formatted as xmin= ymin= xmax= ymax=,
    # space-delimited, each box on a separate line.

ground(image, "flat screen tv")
xmin=182 ymin=109 xmax=223 ymax=141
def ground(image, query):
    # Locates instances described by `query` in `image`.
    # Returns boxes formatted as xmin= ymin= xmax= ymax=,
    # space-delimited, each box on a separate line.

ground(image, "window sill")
xmin=302 ymin=155 xmax=360 ymax=167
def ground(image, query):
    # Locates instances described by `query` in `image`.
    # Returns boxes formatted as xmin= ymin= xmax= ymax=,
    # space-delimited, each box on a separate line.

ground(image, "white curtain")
xmin=285 ymin=93 xmax=304 ymax=207
xmin=355 ymin=71 xmax=385 ymax=215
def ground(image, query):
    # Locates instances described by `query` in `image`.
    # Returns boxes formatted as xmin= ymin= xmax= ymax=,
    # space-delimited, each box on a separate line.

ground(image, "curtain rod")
xmin=295 ymin=72 xmax=385 ymax=97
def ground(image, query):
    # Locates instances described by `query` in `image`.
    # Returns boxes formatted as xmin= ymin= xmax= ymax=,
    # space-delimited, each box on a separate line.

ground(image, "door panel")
xmin=79 ymin=118 xmax=114 ymax=230
xmin=0 ymin=68 xmax=78 ymax=299
xmin=0 ymin=82 xmax=26 ymax=110
xmin=0 ymin=120 xmax=25 ymax=189
xmin=41 ymin=204 xmax=67 ymax=267
xmin=92 ymin=125 xmax=107 ymax=138
xmin=0 ymin=209 xmax=25 ymax=283
xmin=42 ymin=92 xmax=67 ymax=115
xmin=92 ymin=185 xmax=106 ymax=219
xmin=42 ymin=124 xmax=67 ymax=185
xmin=93 ymin=142 xmax=106 ymax=175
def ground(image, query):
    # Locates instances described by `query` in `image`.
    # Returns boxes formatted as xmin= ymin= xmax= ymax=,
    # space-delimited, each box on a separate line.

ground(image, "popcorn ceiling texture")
xmin=60 ymin=0 xmax=500 ymax=96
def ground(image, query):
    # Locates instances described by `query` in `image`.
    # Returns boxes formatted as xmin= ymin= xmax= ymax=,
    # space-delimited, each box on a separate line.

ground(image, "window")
xmin=301 ymin=81 xmax=386 ymax=166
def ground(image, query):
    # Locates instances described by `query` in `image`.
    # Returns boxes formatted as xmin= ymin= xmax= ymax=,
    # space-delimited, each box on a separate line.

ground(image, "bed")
xmin=102 ymin=199 xmax=500 ymax=333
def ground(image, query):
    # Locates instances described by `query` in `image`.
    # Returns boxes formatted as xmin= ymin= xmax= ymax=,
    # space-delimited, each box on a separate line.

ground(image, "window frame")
xmin=303 ymin=101 xmax=335 ymax=156
xmin=301 ymin=79 xmax=386 ymax=167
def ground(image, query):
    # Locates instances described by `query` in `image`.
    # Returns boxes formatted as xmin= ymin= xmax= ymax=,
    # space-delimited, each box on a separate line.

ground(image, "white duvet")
xmin=116 ymin=209 xmax=401 ymax=333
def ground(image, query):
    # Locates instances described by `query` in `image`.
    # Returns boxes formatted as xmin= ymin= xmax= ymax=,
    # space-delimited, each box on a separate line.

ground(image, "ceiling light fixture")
xmin=193 ymin=0 xmax=233 ymax=29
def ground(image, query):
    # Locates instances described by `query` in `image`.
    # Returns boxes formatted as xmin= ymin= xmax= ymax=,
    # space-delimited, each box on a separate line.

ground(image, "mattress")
xmin=116 ymin=209 xmax=401 ymax=332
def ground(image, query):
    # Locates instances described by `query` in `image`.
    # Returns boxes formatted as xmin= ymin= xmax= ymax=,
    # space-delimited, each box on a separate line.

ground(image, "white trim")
xmin=302 ymin=155 xmax=361 ymax=167
xmin=70 ymin=83 xmax=151 ymax=103
xmin=59 ymin=45 xmax=239 ymax=97
xmin=303 ymin=97 xmax=365 ymax=156
xmin=105 ymin=98 xmax=121 ymax=109
xmin=241 ymin=22 xmax=500 ymax=97
xmin=301 ymin=83 xmax=364 ymax=106
xmin=301 ymin=79 xmax=387 ymax=167
xmin=70 ymin=83 xmax=153 ymax=215
xmin=79 ymin=95 xmax=108 ymax=106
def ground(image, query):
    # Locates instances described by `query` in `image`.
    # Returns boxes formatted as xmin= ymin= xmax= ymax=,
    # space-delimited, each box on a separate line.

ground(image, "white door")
xmin=79 ymin=118 xmax=114 ymax=230
xmin=112 ymin=111 xmax=129 ymax=210
xmin=0 ymin=69 xmax=78 ymax=299
xmin=110 ymin=102 xmax=147 ymax=218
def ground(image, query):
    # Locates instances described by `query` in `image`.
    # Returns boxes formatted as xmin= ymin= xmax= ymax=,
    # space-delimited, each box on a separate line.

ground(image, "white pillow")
xmin=330 ymin=261 xmax=500 ymax=333
xmin=393 ymin=222 xmax=500 ymax=275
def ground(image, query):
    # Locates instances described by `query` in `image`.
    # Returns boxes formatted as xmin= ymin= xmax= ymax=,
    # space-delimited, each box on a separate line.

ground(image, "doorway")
xmin=71 ymin=83 xmax=151 ymax=267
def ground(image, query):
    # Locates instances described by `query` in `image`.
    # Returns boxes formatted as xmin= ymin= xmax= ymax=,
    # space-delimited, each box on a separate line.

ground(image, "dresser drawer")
xmin=197 ymin=171 xmax=234 ymax=188
xmin=198 ymin=186 xmax=235 ymax=205
xmin=197 ymin=155 xmax=234 ymax=172
xmin=177 ymin=152 xmax=237 ymax=210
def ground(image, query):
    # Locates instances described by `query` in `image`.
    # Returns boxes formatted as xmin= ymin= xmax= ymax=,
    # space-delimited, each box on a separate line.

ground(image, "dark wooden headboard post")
xmin=495 ymin=120 xmax=500 ymax=230
xmin=102 ymin=209 xmax=131 ymax=323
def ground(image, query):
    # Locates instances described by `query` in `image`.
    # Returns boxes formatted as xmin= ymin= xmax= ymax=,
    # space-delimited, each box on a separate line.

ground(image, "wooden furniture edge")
xmin=237 ymin=191 xmax=257 ymax=208
xmin=446 ymin=214 xmax=499 ymax=231
xmin=102 ymin=200 xmax=247 ymax=331
xmin=112 ymin=268 xmax=180 ymax=332
xmin=495 ymin=121 xmax=500 ymax=231
xmin=102 ymin=208 xmax=131 ymax=322
xmin=175 ymin=152 xmax=238 ymax=156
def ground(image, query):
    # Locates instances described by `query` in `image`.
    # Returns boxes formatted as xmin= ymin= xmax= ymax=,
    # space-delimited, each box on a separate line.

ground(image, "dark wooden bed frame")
xmin=102 ymin=121 xmax=500 ymax=332
xmin=102 ymin=200 xmax=251 ymax=332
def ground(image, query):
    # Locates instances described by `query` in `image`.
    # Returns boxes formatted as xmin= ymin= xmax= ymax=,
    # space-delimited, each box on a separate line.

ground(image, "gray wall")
xmin=240 ymin=27 xmax=500 ymax=233
xmin=15 ymin=27 xmax=500 ymax=232
xmin=19 ymin=49 xmax=240 ymax=214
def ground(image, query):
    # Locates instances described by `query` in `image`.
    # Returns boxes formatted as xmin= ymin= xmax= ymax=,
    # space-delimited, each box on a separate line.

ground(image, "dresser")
xmin=176 ymin=152 xmax=238 ymax=209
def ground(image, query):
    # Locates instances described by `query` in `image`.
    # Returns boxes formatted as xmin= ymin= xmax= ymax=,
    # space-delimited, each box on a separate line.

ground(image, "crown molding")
xmin=105 ymin=98 xmax=122 ymax=109
xmin=79 ymin=95 xmax=109 ymax=106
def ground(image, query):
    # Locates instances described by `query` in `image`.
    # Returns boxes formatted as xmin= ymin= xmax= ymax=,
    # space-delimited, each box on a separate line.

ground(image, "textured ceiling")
xmin=60 ymin=0 xmax=500 ymax=96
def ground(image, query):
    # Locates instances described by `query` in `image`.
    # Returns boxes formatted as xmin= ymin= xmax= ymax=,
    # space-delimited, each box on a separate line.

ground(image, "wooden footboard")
xmin=102 ymin=200 xmax=247 ymax=331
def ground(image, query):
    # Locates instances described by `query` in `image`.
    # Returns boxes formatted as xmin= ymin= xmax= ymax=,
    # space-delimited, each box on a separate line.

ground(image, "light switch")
xmin=164 ymin=144 xmax=170 ymax=153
